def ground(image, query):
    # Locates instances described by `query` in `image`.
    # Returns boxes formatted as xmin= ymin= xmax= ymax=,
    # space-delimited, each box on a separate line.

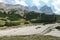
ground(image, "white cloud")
xmin=32 ymin=0 xmax=40 ymax=6
xmin=52 ymin=0 xmax=60 ymax=11
xmin=0 ymin=0 xmax=60 ymax=14
xmin=41 ymin=0 xmax=49 ymax=3
xmin=52 ymin=0 xmax=60 ymax=14
xmin=0 ymin=0 xmax=4 ymax=2
xmin=15 ymin=0 xmax=28 ymax=6
xmin=55 ymin=11 xmax=60 ymax=14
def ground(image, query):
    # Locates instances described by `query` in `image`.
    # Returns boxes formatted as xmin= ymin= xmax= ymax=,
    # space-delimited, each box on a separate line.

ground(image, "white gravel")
xmin=0 ymin=23 xmax=60 ymax=37
xmin=45 ymin=29 xmax=60 ymax=37
xmin=0 ymin=25 xmax=46 ymax=36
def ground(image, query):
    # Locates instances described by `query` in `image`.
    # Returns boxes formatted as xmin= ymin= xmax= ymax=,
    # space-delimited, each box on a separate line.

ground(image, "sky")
xmin=0 ymin=0 xmax=60 ymax=14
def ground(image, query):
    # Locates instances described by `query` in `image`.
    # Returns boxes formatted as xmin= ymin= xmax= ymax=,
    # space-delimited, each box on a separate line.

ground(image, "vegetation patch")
xmin=0 ymin=35 xmax=60 ymax=40
xmin=55 ymin=26 xmax=60 ymax=30
xmin=0 ymin=8 xmax=58 ymax=28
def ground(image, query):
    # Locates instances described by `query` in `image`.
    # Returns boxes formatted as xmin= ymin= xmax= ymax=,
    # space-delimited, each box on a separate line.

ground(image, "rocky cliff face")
xmin=0 ymin=3 xmax=25 ymax=16
xmin=40 ymin=5 xmax=53 ymax=14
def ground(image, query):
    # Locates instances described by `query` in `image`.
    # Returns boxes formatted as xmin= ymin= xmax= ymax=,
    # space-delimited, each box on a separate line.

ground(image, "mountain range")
xmin=40 ymin=5 xmax=53 ymax=14
xmin=0 ymin=2 xmax=54 ymax=14
xmin=0 ymin=0 xmax=60 ymax=15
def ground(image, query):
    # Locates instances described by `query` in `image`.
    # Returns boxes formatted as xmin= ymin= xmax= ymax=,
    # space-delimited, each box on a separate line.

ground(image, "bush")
xmin=20 ymin=19 xmax=26 ymax=23
xmin=0 ymin=20 xmax=5 ymax=27
xmin=55 ymin=26 xmax=60 ymax=30
xmin=57 ymin=20 xmax=60 ymax=23
xmin=24 ymin=21 xmax=30 ymax=24
xmin=5 ymin=21 xmax=20 ymax=26
xmin=30 ymin=19 xmax=37 ymax=21
xmin=19 ymin=19 xmax=26 ymax=25
xmin=30 ymin=19 xmax=42 ymax=23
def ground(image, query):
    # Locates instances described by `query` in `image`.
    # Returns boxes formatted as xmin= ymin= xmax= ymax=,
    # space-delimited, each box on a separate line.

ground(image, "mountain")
xmin=30 ymin=6 xmax=38 ymax=11
xmin=0 ymin=3 xmax=25 ymax=16
xmin=24 ymin=6 xmax=30 ymax=10
xmin=0 ymin=2 xmax=54 ymax=15
xmin=40 ymin=5 xmax=53 ymax=14
xmin=14 ymin=4 xmax=25 ymax=8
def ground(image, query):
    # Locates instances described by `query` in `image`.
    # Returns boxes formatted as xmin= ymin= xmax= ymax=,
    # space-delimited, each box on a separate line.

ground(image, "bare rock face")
xmin=0 ymin=2 xmax=25 ymax=16
xmin=40 ymin=5 xmax=53 ymax=14
xmin=30 ymin=5 xmax=38 ymax=10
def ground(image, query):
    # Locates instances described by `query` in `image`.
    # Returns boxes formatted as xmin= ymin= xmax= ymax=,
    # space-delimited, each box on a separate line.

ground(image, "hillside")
xmin=0 ymin=2 xmax=59 ymax=27
xmin=0 ymin=3 xmax=25 ymax=16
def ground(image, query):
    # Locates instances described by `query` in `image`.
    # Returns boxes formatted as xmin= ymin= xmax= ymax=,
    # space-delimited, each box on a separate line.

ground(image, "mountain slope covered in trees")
xmin=0 ymin=3 xmax=59 ymax=27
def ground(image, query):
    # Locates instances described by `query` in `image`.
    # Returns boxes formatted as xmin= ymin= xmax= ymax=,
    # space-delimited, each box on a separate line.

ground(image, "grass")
xmin=0 ymin=23 xmax=33 ymax=30
xmin=0 ymin=35 xmax=60 ymax=40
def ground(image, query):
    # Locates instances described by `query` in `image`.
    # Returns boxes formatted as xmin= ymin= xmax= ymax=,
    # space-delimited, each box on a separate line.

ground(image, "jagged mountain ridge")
xmin=0 ymin=3 xmax=25 ymax=16
xmin=0 ymin=2 xmax=54 ymax=15
xmin=40 ymin=5 xmax=53 ymax=14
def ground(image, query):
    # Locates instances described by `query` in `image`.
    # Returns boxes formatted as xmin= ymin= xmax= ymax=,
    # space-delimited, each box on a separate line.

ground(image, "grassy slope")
xmin=0 ymin=35 xmax=60 ymax=40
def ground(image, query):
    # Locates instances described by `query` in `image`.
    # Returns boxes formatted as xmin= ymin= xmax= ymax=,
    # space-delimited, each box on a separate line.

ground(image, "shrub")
xmin=5 ymin=21 xmax=20 ymax=26
xmin=30 ymin=19 xmax=38 ymax=23
xmin=19 ymin=19 xmax=26 ymax=25
xmin=20 ymin=19 xmax=26 ymax=23
xmin=0 ymin=20 xmax=5 ymax=27
xmin=57 ymin=20 xmax=60 ymax=23
xmin=55 ymin=26 xmax=60 ymax=30
xmin=24 ymin=21 xmax=30 ymax=24
xmin=30 ymin=19 xmax=37 ymax=21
